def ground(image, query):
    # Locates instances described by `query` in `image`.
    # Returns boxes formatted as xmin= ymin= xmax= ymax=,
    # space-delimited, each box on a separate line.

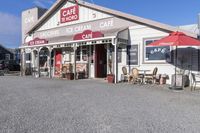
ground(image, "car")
xmin=0 ymin=60 xmax=20 ymax=73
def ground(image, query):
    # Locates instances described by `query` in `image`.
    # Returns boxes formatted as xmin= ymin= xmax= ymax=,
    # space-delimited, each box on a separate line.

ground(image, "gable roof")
xmin=27 ymin=0 xmax=197 ymax=38
xmin=0 ymin=44 xmax=14 ymax=54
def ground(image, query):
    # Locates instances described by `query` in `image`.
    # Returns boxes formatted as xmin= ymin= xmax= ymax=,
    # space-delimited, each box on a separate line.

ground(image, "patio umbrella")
xmin=148 ymin=31 xmax=200 ymax=89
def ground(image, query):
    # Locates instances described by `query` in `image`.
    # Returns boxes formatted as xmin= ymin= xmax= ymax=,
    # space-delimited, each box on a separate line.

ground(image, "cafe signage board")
xmin=28 ymin=38 xmax=48 ymax=46
xmin=127 ymin=45 xmax=139 ymax=65
xmin=60 ymin=5 xmax=79 ymax=23
xmin=73 ymin=30 xmax=104 ymax=40
xmin=34 ymin=17 xmax=133 ymax=39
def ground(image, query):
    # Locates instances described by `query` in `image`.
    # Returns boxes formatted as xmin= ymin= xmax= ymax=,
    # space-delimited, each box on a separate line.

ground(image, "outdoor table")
xmin=138 ymin=70 xmax=151 ymax=84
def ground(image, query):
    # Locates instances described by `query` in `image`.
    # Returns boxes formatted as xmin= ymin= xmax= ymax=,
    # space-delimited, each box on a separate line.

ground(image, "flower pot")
xmin=66 ymin=73 xmax=74 ymax=80
xmin=107 ymin=74 xmax=114 ymax=83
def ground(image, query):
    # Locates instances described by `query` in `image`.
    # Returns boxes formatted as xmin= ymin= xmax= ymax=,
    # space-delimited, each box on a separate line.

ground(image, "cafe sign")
xmin=60 ymin=5 xmax=79 ymax=23
xmin=28 ymin=38 xmax=48 ymax=46
xmin=73 ymin=30 xmax=104 ymax=40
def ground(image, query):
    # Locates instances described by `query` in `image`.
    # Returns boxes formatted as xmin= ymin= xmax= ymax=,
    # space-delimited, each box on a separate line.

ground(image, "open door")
xmin=95 ymin=44 xmax=107 ymax=78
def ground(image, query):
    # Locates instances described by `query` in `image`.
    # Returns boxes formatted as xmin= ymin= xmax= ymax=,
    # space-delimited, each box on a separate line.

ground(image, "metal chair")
xmin=145 ymin=67 xmax=158 ymax=84
xmin=191 ymin=73 xmax=200 ymax=91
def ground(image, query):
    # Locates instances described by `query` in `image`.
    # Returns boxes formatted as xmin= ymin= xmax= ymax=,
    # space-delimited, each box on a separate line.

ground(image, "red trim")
xmin=73 ymin=30 xmax=104 ymax=40
xmin=28 ymin=38 xmax=48 ymax=46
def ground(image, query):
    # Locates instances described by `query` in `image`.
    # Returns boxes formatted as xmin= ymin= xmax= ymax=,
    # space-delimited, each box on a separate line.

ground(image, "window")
xmin=118 ymin=48 xmax=122 ymax=63
xmin=5 ymin=54 xmax=10 ymax=60
xmin=82 ymin=46 xmax=88 ymax=61
xmin=25 ymin=53 xmax=31 ymax=60
xmin=76 ymin=47 xmax=81 ymax=61
xmin=144 ymin=39 xmax=171 ymax=63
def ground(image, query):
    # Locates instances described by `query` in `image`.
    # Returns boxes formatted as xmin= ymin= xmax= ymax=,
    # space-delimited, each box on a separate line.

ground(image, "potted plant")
xmin=66 ymin=63 xmax=74 ymax=80
xmin=107 ymin=59 xmax=114 ymax=83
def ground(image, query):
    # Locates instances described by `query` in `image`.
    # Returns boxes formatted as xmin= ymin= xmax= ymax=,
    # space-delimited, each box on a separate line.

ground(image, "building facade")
xmin=20 ymin=0 xmax=199 ymax=84
xmin=0 ymin=44 xmax=14 ymax=60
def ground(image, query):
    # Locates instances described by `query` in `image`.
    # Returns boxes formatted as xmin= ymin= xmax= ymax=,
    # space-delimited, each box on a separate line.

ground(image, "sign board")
xmin=28 ymin=38 xmax=48 ymax=46
xmin=60 ymin=5 xmax=79 ymax=23
xmin=73 ymin=30 xmax=104 ymax=40
xmin=127 ymin=45 xmax=139 ymax=65
xmin=34 ymin=17 xmax=134 ymax=39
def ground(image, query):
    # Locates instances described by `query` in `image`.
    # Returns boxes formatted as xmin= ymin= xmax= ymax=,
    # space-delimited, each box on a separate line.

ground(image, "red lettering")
xmin=60 ymin=5 xmax=79 ymax=23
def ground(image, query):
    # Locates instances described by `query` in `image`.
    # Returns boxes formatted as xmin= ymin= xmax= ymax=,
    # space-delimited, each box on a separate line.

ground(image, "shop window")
xmin=76 ymin=47 xmax=81 ymax=61
xmin=25 ymin=53 xmax=31 ymax=61
xmin=118 ymin=48 xmax=122 ymax=63
xmin=82 ymin=46 xmax=88 ymax=61
xmin=144 ymin=39 xmax=171 ymax=63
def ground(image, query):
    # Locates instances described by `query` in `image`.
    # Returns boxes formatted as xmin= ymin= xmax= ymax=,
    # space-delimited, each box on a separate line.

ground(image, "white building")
xmin=20 ymin=0 xmax=199 ymax=84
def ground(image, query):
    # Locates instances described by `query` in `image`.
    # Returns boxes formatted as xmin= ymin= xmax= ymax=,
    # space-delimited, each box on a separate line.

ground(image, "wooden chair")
xmin=145 ymin=67 xmax=158 ymax=84
xmin=128 ymin=68 xmax=141 ymax=84
xmin=191 ymin=73 xmax=200 ymax=91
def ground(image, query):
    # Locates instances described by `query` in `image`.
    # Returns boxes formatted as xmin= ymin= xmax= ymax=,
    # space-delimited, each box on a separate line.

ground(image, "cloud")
xmin=33 ymin=0 xmax=55 ymax=8
xmin=0 ymin=12 xmax=21 ymax=48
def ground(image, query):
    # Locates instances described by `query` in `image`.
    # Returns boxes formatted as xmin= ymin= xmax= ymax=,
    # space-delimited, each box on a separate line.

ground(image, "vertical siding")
xmin=37 ymin=2 xmax=112 ymax=31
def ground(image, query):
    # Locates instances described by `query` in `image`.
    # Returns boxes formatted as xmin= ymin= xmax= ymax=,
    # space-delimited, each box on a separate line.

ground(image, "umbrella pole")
xmin=175 ymin=46 xmax=177 ymax=88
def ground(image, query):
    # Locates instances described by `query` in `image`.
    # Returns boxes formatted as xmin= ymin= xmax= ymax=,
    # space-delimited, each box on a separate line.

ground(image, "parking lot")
xmin=0 ymin=76 xmax=200 ymax=133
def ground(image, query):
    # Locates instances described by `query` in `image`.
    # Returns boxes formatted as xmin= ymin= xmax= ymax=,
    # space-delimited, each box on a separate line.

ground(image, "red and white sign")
xmin=73 ymin=30 xmax=104 ymax=40
xmin=60 ymin=5 xmax=79 ymax=23
xmin=28 ymin=38 xmax=48 ymax=46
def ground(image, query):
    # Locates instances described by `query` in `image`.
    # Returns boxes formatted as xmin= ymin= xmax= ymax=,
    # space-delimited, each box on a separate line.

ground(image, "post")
xmin=74 ymin=44 xmax=77 ymax=80
xmin=48 ymin=48 xmax=52 ymax=78
xmin=38 ymin=49 xmax=40 ymax=77
xmin=20 ymin=49 xmax=25 ymax=76
xmin=114 ymin=40 xmax=118 ymax=84
xmin=88 ymin=45 xmax=91 ymax=78
xmin=107 ymin=44 xmax=110 ymax=75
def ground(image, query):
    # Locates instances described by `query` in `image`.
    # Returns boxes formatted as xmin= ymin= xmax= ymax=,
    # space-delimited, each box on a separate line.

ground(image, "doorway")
xmin=95 ymin=44 xmax=107 ymax=78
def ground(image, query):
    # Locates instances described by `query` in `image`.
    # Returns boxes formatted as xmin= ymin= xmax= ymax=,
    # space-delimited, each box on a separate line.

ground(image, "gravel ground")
xmin=0 ymin=76 xmax=200 ymax=133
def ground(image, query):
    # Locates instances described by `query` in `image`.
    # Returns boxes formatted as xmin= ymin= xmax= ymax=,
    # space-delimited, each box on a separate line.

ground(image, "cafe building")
xmin=20 ymin=0 xmax=199 ymax=84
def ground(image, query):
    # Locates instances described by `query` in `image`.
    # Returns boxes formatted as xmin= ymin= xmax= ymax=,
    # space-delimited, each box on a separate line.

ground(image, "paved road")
xmin=0 ymin=76 xmax=200 ymax=133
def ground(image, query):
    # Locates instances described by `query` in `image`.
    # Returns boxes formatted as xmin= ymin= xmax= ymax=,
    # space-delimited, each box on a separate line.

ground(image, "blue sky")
xmin=0 ymin=0 xmax=200 ymax=48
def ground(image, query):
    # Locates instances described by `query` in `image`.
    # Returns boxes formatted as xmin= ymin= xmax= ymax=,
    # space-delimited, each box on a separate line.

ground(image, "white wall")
xmin=118 ymin=25 xmax=185 ymax=84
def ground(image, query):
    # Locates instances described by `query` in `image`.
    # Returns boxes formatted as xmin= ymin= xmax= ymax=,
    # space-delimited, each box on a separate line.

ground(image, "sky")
xmin=0 ymin=0 xmax=200 ymax=48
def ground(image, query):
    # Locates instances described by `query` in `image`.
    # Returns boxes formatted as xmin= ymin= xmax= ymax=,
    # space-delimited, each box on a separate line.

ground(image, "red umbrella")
xmin=148 ymin=31 xmax=200 ymax=89
xmin=148 ymin=31 xmax=200 ymax=46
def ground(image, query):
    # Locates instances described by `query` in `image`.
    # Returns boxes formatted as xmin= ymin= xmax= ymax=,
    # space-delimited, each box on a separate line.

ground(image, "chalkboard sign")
xmin=127 ymin=45 xmax=138 ymax=65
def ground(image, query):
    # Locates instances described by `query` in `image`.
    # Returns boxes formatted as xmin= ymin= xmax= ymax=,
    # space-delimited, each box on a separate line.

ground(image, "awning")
xmin=20 ymin=27 xmax=129 ymax=49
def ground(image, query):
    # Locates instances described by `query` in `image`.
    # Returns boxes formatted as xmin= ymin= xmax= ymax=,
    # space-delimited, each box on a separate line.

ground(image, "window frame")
xmin=143 ymin=37 xmax=171 ymax=64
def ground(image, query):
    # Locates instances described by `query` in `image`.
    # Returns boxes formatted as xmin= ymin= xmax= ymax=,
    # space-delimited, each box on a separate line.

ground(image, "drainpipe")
xmin=114 ymin=27 xmax=129 ymax=83
xmin=198 ymin=13 xmax=200 ymax=71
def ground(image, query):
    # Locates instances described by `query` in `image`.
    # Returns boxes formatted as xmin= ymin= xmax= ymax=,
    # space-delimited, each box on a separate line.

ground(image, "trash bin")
xmin=160 ymin=74 xmax=167 ymax=85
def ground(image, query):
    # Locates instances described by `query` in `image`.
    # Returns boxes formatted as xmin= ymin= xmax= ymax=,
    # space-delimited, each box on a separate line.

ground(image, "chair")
xmin=145 ymin=67 xmax=158 ymax=84
xmin=191 ymin=73 xmax=200 ymax=91
xmin=121 ymin=66 xmax=129 ymax=82
xmin=128 ymin=68 xmax=141 ymax=84
xmin=61 ymin=66 xmax=68 ymax=78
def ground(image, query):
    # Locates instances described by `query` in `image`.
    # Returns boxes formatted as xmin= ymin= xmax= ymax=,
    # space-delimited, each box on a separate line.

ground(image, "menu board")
xmin=127 ymin=45 xmax=138 ymax=65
